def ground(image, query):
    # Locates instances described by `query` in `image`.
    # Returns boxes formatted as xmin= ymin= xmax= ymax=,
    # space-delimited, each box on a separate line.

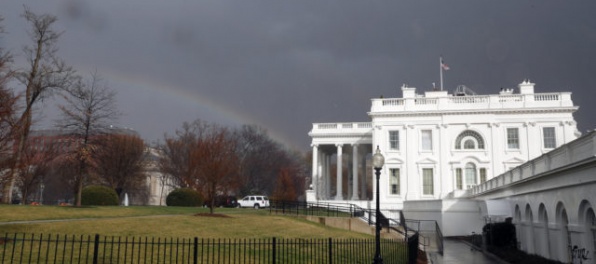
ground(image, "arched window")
xmin=538 ymin=204 xmax=550 ymax=258
xmin=465 ymin=163 xmax=477 ymax=188
xmin=525 ymin=204 xmax=535 ymax=254
xmin=464 ymin=139 xmax=475 ymax=149
xmin=586 ymin=208 xmax=596 ymax=262
xmin=455 ymin=130 xmax=485 ymax=150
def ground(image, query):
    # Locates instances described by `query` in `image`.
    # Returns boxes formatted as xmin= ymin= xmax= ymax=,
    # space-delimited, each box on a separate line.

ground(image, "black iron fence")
xmin=405 ymin=219 xmax=443 ymax=255
xmin=270 ymin=200 xmax=426 ymax=264
xmin=269 ymin=200 xmax=365 ymax=219
xmin=1 ymin=233 xmax=408 ymax=264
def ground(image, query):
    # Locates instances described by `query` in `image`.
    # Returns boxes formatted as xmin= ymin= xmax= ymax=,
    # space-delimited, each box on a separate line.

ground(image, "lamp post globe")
xmin=372 ymin=146 xmax=384 ymax=264
xmin=372 ymin=146 xmax=385 ymax=169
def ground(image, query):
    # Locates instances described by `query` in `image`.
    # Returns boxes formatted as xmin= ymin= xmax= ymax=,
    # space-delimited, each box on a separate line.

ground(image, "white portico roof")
xmin=309 ymin=122 xmax=372 ymax=147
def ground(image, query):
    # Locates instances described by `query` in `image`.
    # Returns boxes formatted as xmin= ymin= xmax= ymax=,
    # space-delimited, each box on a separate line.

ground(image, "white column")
xmin=351 ymin=144 xmax=359 ymax=200
xmin=335 ymin=144 xmax=343 ymax=200
xmin=325 ymin=155 xmax=331 ymax=199
xmin=312 ymin=144 xmax=319 ymax=199
xmin=360 ymin=150 xmax=367 ymax=200
xmin=318 ymin=153 xmax=324 ymax=199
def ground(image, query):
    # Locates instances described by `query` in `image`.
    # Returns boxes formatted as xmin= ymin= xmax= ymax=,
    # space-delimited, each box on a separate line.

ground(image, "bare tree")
xmin=0 ymin=17 xmax=14 ymax=199
xmin=193 ymin=125 xmax=239 ymax=213
xmin=159 ymin=120 xmax=240 ymax=213
xmin=94 ymin=134 xmax=147 ymax=204
xmin=2 ymin=7 xmax=77 ymax=203
xmin=57 ymin=72 xmax=119 ymax=206
xmin=15 ymin=140 xmax=57 ymax=204
xmin=159 ymin=121 xmax=202 ymax=190
xmin=272 ymin=166 xmax=298 ymax=202
xmin=0 ymin=16 xmax=17 ymax=196
xmin=235 ymin=125 xmax=280 ymax=196
xmin=234 ymin=125 xmax=310 ymax=198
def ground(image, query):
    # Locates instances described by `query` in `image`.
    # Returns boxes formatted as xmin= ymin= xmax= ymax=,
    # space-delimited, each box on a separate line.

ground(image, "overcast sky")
xmin=2 ymin=1 xmax=595 ymax=151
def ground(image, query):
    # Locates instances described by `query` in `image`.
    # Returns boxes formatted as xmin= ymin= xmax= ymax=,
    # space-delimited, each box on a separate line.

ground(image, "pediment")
xmin=416 ymin=157 xmax=437 ymax=164
xmin=450 ymin=155 xmax=490 ymax=164
xmin=385 ymin=157 xmax=404 ymax=164
xmin=503 ymin=157 xmax=526 ymax=164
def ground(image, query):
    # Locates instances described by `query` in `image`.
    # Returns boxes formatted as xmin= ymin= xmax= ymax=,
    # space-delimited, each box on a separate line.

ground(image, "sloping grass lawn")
xmin=0 ymin=205 xmax=371 ymax=239
xmin=0 ymin=206 xmax=411 ymax=263
xmin=0 ymin=205 xmax=200 ymax=222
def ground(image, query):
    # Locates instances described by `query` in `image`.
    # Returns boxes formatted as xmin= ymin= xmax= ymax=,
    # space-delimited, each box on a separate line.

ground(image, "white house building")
xmin=144 ymin=147 xmax=175 ymax=206
xmin=306 ymin=80 xmax=580 ymax=212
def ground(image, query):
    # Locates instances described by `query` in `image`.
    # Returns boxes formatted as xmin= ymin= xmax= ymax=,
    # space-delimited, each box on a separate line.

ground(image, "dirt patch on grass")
xmin=0 ymin=238 xmax=10 ymax=245
xmin=194 ymin=213 xmax=231 ymax=218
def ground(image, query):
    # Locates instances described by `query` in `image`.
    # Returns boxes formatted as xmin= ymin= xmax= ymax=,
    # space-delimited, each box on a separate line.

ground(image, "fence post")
xmin=272 ymin=237 xmax=276 ymax=264
xmin=193 ymin=237 xmax=198 ymax=264
xmin=328 ymin=238 xmax=332 ymax=264
xmin=92 ymin=234 xmax=99 ymax=264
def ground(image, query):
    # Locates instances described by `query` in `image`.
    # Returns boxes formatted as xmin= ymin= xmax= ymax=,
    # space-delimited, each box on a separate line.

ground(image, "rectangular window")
xmin=421 ymin=130 xmax=433 ymax=151
xmin=389 ymin=131 xmax=400 ymax=150
xmin=543 ymin=127 xmax=556 ymax=149
xmin=455 ymin=168 xmax=463 ymax=190
xmin=422 ymin=168 xmax=434 ymax=195
xmin=507 ymin=128 xmax=519 ymax=149
xmin=480 ymin=168 xmax=487 ymax=183
xmin=389 ymin=168 xmax=400 ymax=195
xmin=465 ymin=165 xmax=477 ymax=188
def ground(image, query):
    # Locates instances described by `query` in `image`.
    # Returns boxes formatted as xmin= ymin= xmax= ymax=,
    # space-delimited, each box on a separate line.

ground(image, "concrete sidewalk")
xmin=427 ymin=238 xmax=506 ymax=264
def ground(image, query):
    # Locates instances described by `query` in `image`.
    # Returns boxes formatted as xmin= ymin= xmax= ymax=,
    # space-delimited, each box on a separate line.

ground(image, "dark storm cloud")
xmin=2 ymin=1 xmax=595 ymax=150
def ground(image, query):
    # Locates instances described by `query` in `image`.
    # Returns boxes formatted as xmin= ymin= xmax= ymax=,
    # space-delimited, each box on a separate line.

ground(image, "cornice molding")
xmin=368 ymin=107 xmax=578 ymax=118
xmin=311 ymin=134 xmax=373 ymax=139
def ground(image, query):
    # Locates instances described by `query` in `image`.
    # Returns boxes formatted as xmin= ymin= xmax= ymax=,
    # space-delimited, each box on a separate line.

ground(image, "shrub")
xmin=81 ymin=186 xmax=119 ymax=206
xmin=483 ymin=221 xmax=517 ymax=248
xmin=166 ymin=188 xmax=202 ymax=207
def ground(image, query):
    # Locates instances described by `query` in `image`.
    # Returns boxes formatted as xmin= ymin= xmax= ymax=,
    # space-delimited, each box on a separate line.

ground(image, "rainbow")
xmin=101 ymin=69 xmax=299 ymax=150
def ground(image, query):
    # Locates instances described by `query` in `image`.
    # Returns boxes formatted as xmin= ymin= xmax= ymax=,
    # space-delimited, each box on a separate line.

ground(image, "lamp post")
xmin=372 ymin=145 xmax=385 ymax=264
xmin=39 ymin=180 xmax=45 ymax=205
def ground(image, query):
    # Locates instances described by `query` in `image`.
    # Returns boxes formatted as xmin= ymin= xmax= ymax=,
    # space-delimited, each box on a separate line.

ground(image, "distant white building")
xmin=306 ymin=80 xmax=580 ymax=211
xmin=144 ymin=147 xmax=174 ymax=206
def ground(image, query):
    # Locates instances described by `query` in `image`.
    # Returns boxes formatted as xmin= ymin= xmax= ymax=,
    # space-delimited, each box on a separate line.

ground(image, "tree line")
xmin=159 ymin=121 xmax=307 ymax=213
xmin=0 ymin=7 xmax=307 ymax=209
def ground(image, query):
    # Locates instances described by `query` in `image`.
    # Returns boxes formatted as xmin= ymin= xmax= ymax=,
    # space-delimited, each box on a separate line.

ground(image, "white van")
xmin=238 ymin=195 xmax=270 ymax=209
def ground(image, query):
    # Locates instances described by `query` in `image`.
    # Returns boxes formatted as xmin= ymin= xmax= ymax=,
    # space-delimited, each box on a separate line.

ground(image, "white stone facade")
xmin=307 ymin=80 xmax=580 ymax=211
xmin=466 ymin=131 xmax=596 ymax=263
xmin=144 ymin=147 xmax=174 ymax=206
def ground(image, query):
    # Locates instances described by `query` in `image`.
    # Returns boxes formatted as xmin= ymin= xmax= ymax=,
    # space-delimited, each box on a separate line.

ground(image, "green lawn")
xmin=0 ymin=205 xmax=410 ymax=263
xmin=0 ymin=205 xmax=200 ymax=222
xmin=0 ymin=205 xmax=371 ymax=239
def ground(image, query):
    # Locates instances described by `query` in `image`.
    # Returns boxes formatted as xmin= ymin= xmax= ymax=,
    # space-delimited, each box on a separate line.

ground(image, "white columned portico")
xmin=336 ymin=144 xmax=343 ymax=200
xmin=311 ymin=144 xmax=319 ymax=198
xmin=351 ymin=144 xmax=359 ymax=200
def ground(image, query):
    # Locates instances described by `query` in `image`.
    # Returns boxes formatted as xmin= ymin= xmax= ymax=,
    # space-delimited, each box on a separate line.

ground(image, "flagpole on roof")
xmin=440 ymin=56 xmax=444 ymax=91
xmin=440 ymin=56 xmax=450 ymax=91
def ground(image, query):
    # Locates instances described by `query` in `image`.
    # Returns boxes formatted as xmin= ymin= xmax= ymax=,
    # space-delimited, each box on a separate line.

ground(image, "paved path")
xmin=428 ymin=238 xmax=506 ymax=264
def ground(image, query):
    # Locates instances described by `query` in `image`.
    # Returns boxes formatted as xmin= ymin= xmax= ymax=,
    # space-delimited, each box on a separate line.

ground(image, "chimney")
xmin=401 ymin=84 xmax=416 ymax=98
xmin=518 ymin=79 xmax=535 ymax=94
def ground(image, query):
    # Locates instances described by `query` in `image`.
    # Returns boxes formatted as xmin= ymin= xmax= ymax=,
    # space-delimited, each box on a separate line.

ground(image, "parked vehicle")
xmin=204 ymin=196 xmax=238 ymax=208
xmin=238 ymin=195 xmax=269 ymax=209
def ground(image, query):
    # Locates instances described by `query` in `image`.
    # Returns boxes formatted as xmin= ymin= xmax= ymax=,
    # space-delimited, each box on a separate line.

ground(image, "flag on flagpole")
xmin=441 ymin=60 xmax=450 ymax=71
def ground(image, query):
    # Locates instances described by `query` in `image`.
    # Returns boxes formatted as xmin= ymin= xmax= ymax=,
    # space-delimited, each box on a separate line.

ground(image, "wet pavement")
xmin=427 ymin=238 xmax=506 ymax=264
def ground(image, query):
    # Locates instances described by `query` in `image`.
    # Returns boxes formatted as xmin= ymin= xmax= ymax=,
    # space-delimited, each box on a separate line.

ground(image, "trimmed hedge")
xmin=166 ymin=188 xmax=202 ymax=207
xmin=81 ymin=185 xmax=119 ymax=206
xmin=483 ymin=221 xmax=517 ymax=248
